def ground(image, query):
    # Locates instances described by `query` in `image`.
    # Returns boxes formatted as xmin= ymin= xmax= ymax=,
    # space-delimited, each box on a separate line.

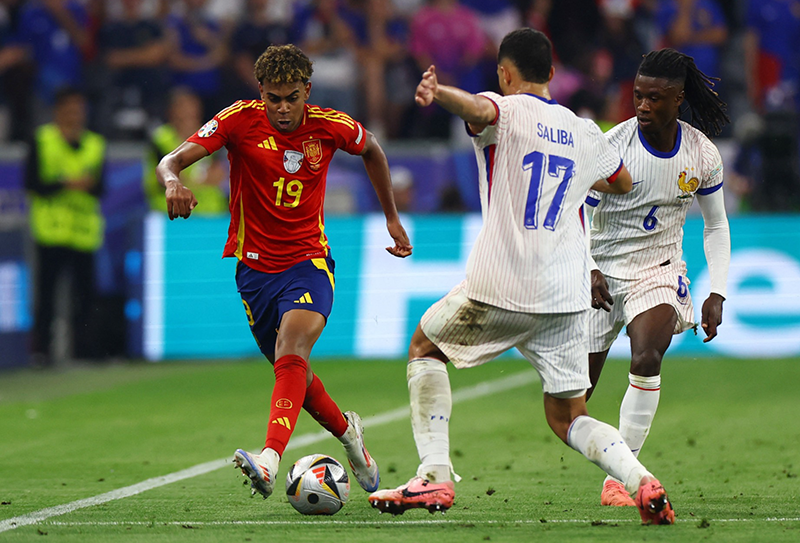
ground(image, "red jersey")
xmin=187 ymin=100 xmax=366 ymax=273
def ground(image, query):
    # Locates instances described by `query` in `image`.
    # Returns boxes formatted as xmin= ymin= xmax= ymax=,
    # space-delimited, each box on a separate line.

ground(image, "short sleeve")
xmin=469 ymin=91 xmax=502 ymax=149
xmin=587 ymin=119 xmax=622 ymax=181
xmin=697 ymin=139 xmax=724 ymax=195
xmin=186 ymin=102 xmax=240 ymax=154
xmin=337 ymin=116 xmax=367 ymax=156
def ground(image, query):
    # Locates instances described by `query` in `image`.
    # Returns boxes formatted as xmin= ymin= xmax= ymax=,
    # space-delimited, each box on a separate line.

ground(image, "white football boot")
xmin=233 ymin=448 xmax=279 ymax=499
xmin=339 ymin=411 xmax=380 ymax=492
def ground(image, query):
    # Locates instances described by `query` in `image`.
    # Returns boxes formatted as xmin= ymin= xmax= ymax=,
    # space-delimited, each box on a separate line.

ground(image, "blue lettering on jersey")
xmin=537 ymin=123 xmax=574 ymax=147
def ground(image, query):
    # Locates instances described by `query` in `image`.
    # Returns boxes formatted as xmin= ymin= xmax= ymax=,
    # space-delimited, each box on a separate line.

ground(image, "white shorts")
xmin=420 ymin=281 xmax=591 ymax=395
xmin=587 ymin=260 xmax=697 ymax=353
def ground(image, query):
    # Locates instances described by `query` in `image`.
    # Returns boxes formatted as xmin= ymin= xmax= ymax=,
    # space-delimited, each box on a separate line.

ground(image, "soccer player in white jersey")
xmin=368 ymin=29 xmax=675 ymax=525
xmin=583 ymin=48 xmax=731 ymax=508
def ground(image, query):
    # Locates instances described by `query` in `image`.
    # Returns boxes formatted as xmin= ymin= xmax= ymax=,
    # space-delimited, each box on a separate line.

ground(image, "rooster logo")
xmin=677 ymin=171 xmax=699 ymax=199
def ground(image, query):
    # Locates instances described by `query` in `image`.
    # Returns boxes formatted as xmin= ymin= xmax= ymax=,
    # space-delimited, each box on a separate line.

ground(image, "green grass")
xmin=1 ymin=356 xmax=799 ymax=541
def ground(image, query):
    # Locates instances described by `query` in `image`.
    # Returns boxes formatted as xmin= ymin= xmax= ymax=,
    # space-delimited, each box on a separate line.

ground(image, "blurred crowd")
xmin=1 ymin=0 xmax=799 ymax=211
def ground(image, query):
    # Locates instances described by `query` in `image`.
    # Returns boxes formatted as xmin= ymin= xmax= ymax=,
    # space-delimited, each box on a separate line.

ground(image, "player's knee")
xmin=630 ymin=350 xmax=663 ymax=376
xmin=407 ymin=325 xmax=443 ymax=361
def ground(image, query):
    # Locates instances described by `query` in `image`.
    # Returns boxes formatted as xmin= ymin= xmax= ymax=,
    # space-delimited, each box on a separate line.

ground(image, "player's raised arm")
xmin=359 ymin=130 xmax=413 ymax=258
xmin=156 ymin=141 xmax=207 ymax=220
xmin=415 ymin=65 xmax=497 ymax=134
xmin=591 ymin=163 xmax=633 ymax=194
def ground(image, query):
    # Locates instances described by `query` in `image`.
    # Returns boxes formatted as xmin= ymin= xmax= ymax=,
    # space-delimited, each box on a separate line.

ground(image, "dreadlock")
xmin=638 ymin=48 xmax=730 ymax=137
xmin=254 ymin=44 xmax=313 ymax=85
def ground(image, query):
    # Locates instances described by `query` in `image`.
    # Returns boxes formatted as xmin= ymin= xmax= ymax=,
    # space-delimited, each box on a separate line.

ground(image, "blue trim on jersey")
xmin=585 ymin=196 xmax=600 ymax=207
xmin=697 ymin=182 xmax=723 ymax=195
xmin=484 ymin=145 xmax=495 ymax=204
xmin=638 ymin=123 xmax=682 ymax=158
xmin=525 ymin=93 xmax=558 ymax=105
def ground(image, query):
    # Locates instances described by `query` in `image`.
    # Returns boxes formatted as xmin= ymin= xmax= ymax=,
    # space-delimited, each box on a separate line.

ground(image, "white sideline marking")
xmin=0 ymin=370 xmax=538 ymax=533
xmin=41 ymin=518 xmax=800 ymax=527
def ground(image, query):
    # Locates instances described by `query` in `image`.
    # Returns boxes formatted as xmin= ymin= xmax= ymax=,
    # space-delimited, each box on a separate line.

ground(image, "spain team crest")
xmin=303 ymin=139 xmax=323 ymax=171
xmin=284 ymin=150 xmax=303 ymax=173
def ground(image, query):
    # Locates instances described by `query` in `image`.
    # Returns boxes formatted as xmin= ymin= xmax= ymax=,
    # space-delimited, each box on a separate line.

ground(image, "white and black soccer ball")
xmin=285 ymin=454 xmax=350 ymax=515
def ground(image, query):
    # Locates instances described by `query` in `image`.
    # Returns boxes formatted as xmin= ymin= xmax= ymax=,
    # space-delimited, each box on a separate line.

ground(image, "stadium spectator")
xmin=743 ymin=0 xmax=800 ymax=113
xmin=26 ymin=87 xmax=107 ymax=368
xmin=5 ymin=0 xmax=92 ymax=125
xmin=361 ymin=0 xmax=416 ymax=139
xmin=0 ymin=0 xmax=33 ymax=141
xmin=156 ymin=44 xmax=412 ymax=501
xmin=655 ymin=0 xmax=728 ymax=82
xmin=584 ymin=49 xmax=730 ymax=507
xmin=369 ymin=29 xmax=675 ymax=526
xmin=291 ymin=0 xmax=363 ymax=116
xmin=407 ymin=0 xmax=489 ymax=139
xmin=165 ymin=0 xmax=229 ymax=120
xmin=225 ymin=0 xmax=291 ymax=102
xmin=96 ymin=0 xmax=170 ymax=139
xmin=742 ymin=0 xmax=800 ymax=211
xmin=143 ymin=87 xmax=227 ymax=215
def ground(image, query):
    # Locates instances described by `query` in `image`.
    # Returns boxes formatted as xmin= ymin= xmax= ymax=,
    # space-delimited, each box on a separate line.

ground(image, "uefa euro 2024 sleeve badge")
xmin=197 ymin=119 xmax=218 ymax=138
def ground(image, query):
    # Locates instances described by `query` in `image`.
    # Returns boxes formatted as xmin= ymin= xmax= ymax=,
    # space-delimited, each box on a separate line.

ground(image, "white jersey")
xmin=586 ymin=118 xmax=723 ymax=279
xmin=466 ymin=91 xmax=622 ymax=313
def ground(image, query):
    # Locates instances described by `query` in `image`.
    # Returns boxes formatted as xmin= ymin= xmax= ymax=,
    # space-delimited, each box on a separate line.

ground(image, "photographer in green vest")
xmin=144 ymin=87 xmax=228 ymax=215
xmin=25 ymin=87 xmax=107 ymax=368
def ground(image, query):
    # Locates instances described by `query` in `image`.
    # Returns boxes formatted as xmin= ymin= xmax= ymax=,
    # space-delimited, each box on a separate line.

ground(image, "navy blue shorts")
xmin=236 ymin=255 xmax=335 ymax=361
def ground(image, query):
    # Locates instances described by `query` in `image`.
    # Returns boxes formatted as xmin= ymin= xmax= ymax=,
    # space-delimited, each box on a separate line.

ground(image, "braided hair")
xmin=638 ymin=48 xmax=730 ymax=137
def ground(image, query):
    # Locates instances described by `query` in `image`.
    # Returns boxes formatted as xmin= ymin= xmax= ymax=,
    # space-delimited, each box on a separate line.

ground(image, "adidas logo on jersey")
xmin=294 ymin=292 xmax=313 ymax=304
xmin=258 ymin=137 xmax=277 ymax=150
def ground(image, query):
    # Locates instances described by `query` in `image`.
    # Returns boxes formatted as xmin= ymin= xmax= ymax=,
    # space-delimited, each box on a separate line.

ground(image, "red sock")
xmin=303 ymin=373 xmax=348 ymax=437
xmin=264 ymin=355 xmax=307 ymax=456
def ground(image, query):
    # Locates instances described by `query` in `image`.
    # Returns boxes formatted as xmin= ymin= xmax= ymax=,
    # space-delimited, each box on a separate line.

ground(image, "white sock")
xmin=568 ymin=415 xmax=651 ymax=494
xmin=603 ymin=373 xmax=661 ymax=486
xmin=619 ymin=373 xmax=661 ymax=457
xmin=407 ymin=357 xmax=452 ymax=483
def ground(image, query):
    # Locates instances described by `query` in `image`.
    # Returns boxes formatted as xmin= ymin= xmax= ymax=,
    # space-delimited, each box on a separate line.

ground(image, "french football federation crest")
xmin=197 ymin=119 xmax=218 ymax=138
xmin=303 ymin=139 xmax=323 ymax=171
xmin=284 ymin=150 xmax=303 ymax=173
xmin=676 ymin=170 xmax=699 ymax=199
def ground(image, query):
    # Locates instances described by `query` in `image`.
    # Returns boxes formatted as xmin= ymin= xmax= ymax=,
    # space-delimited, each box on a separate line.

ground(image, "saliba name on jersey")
xmin=537 ymin=122 xmax=574 ymax=147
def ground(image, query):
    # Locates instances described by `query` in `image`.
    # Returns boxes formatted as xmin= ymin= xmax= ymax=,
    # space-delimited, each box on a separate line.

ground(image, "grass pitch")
xmin=1 ymin=356 xmax=799 ymax=542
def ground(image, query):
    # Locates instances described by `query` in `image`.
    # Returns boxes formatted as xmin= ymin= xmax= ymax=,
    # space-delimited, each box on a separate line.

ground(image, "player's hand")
xmin=701 ymin=292 xmax=724 ymax=342
xmin=385 ymin=217 xmax=413 ymax=258
xmin=165 ymin=180 xmax=198 ymax=220
xmin=415 ymin=65 xmax=438 ymax=107
xmin=591 ymin=269 xmax=613 ymax=312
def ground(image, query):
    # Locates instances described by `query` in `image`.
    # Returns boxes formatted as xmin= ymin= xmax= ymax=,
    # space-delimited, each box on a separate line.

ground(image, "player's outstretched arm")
xmin=415 ymin=65 xmax=496 ymax=133
xmin=360 ymin=130 xmax=413 ymax=258
xmin=591 ymin=164 xmax=632 ymax=194
xmin=157 ymin=141 xmax=206 ymax=220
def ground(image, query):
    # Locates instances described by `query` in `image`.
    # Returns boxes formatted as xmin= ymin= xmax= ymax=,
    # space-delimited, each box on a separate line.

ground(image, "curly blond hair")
xmin=253 ymin=44 xmax=314 ymax=85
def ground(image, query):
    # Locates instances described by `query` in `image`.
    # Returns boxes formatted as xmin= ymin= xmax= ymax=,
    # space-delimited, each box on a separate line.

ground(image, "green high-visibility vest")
xmin=28 ymin=124 xmax=106 ymax=252
xmin=144 ymin=124 xmax=229 ymax=215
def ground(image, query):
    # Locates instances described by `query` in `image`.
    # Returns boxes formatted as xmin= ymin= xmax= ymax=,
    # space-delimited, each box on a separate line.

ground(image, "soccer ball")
xmin=285 ymin=454 xmax=350 ymax=515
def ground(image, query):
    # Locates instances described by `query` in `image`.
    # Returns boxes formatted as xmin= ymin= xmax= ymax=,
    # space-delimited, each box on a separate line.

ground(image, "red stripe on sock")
xmin=303 ymin=373 xmax=348 ymax=437
xmin=630 ymin=384 xmax=660 ymax=391
xmin=264 ymin=354 xmax=307 ymax=456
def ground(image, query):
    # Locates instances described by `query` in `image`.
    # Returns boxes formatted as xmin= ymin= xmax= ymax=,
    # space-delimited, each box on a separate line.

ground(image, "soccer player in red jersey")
xmin=156 ymin=44 xmax=413 ymax=500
